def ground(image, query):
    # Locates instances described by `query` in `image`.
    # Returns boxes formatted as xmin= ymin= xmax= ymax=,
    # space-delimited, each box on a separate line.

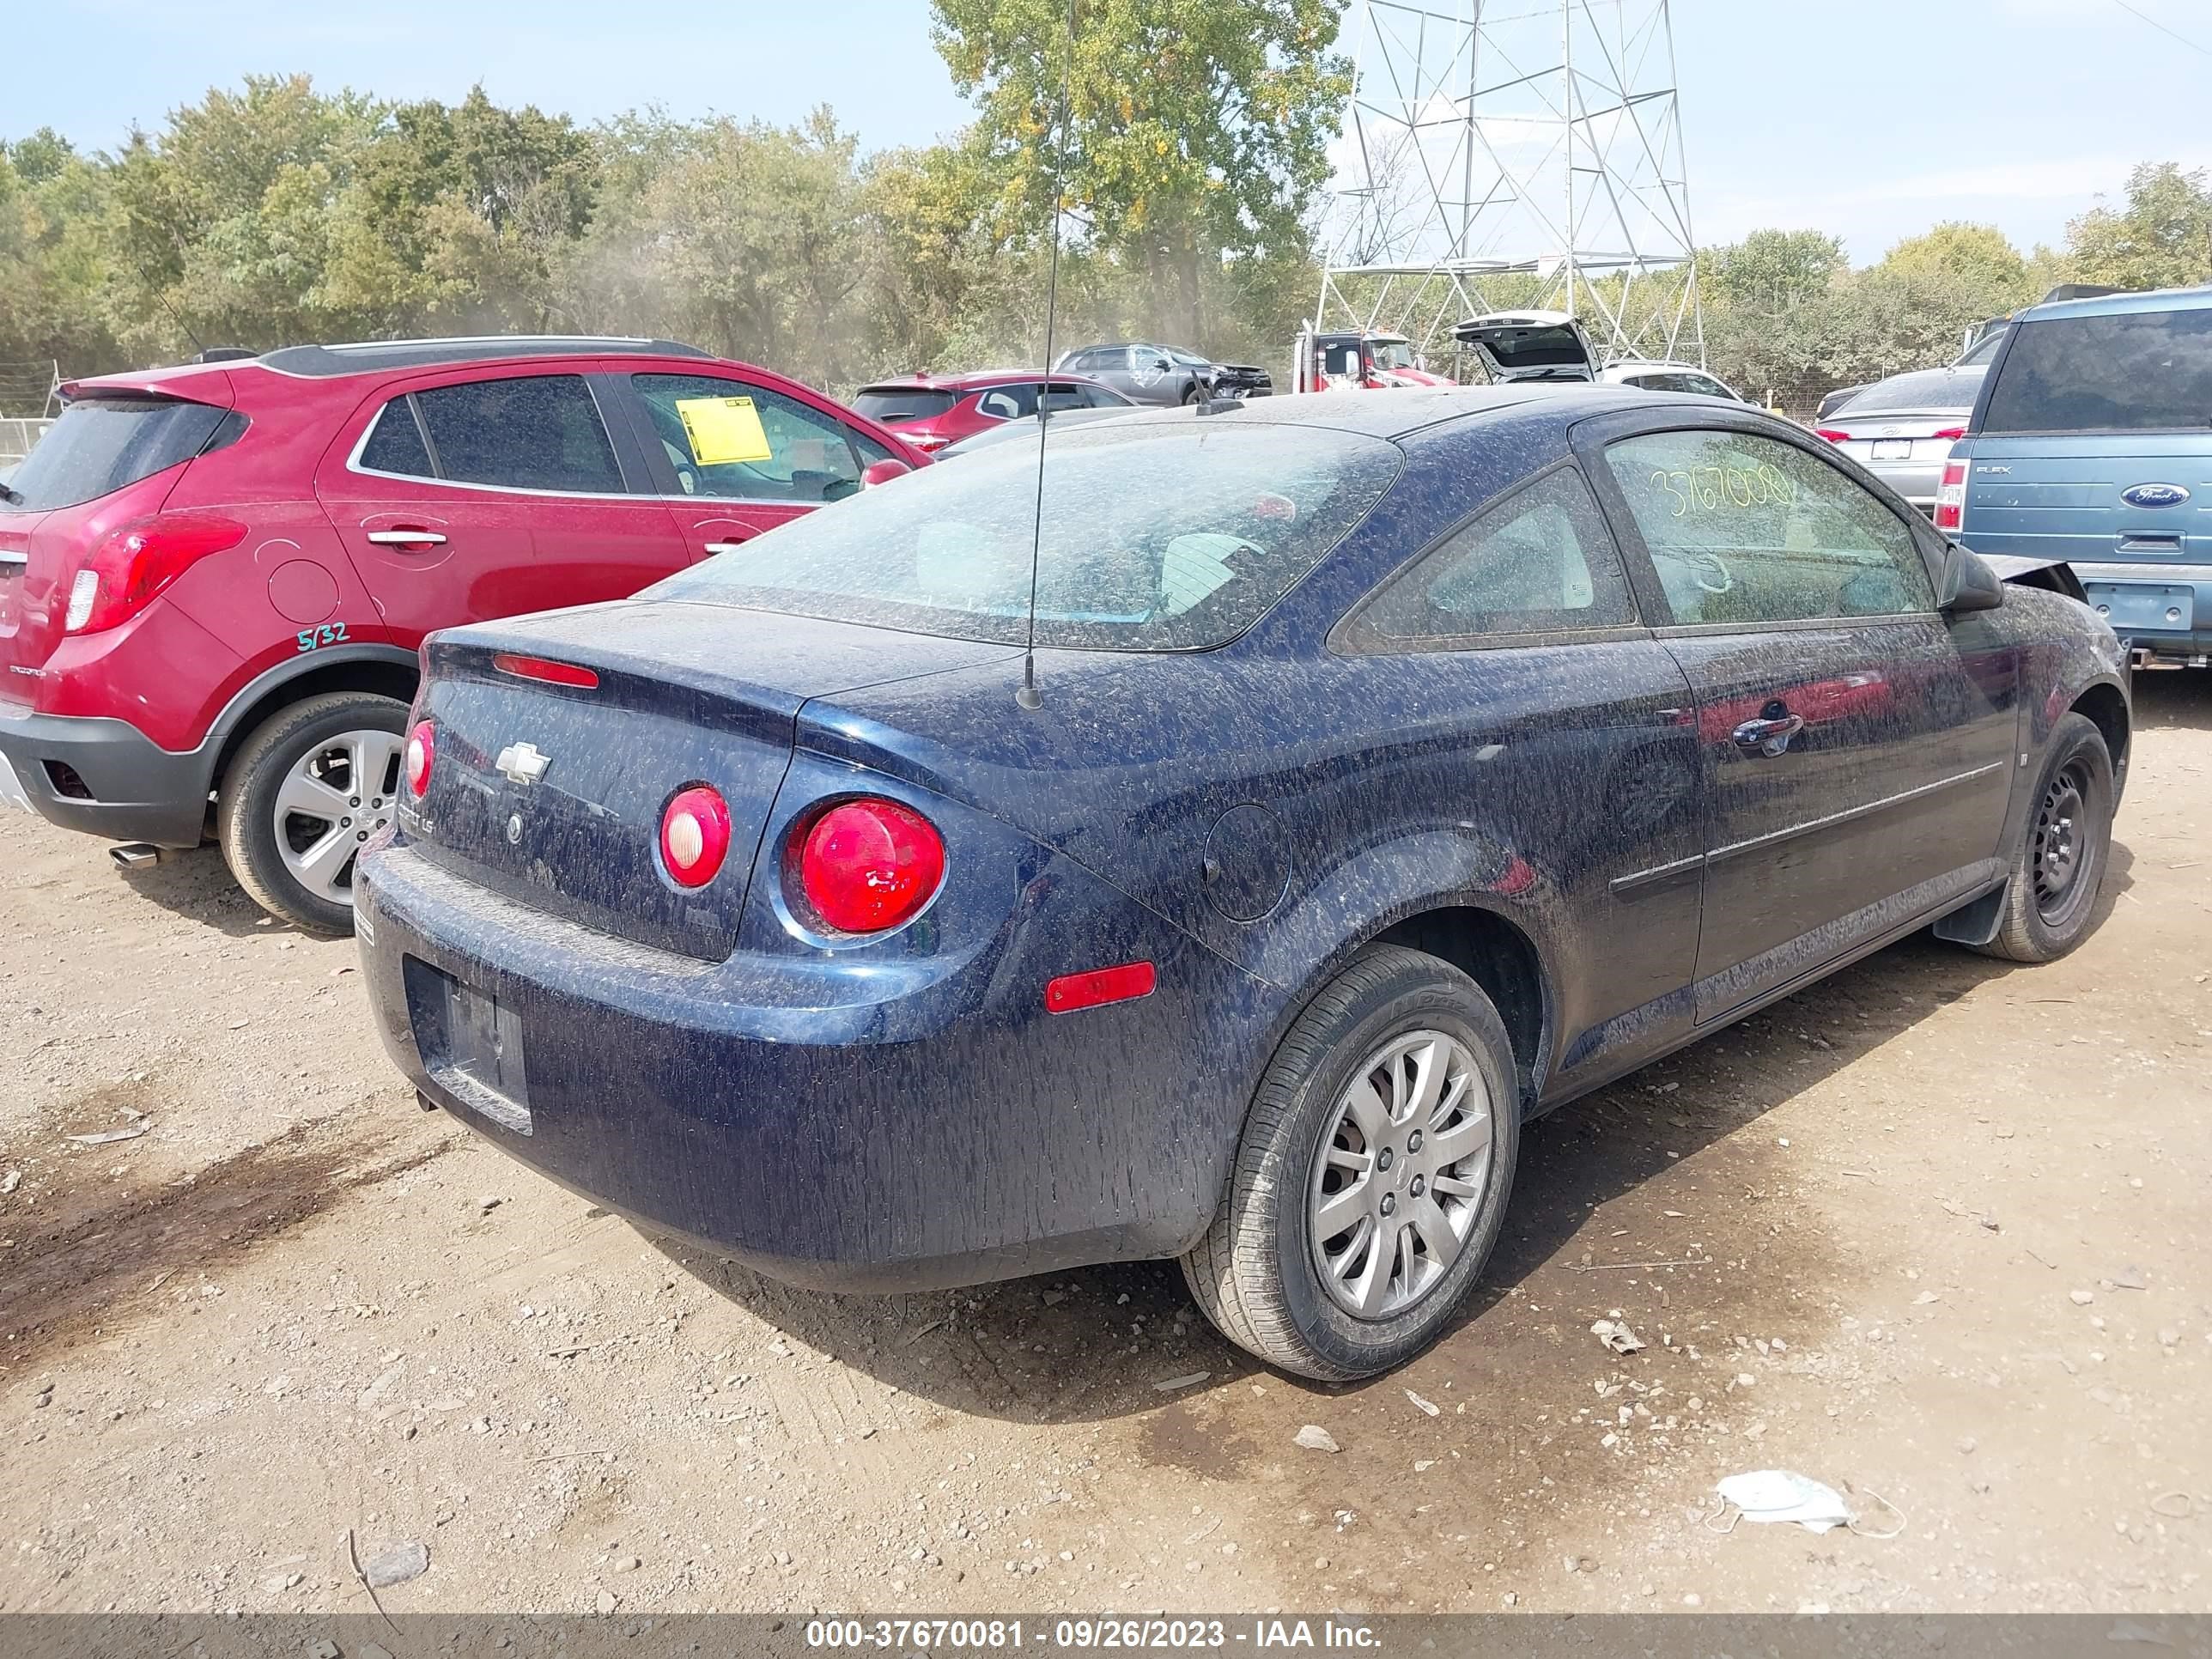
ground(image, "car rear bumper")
xmin=356 ymin=836 xmax=1279 ymax=1292
xmin=0 ymin=705 xmax=212 ymax=846
xmin=2073 ymin=563 xmax=2212 ymax=661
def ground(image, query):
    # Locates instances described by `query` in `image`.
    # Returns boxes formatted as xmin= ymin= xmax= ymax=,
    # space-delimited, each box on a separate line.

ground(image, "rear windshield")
xmin=1836 ymin=371 xmax=1976 ymax=416
xmin=1 ymin=397 xmax=228 ymax=513
xmin=852 ymin=388 xmax=959 ymax=424
xmin=648 ymin=422 xmax=1403 ymax=650
xmin=1981 ymin=307 xmax=2212 ymax=434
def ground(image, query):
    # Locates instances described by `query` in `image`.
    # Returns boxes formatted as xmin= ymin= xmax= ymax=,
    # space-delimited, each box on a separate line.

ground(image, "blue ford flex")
xmin=1943 ymin=283 xmax=2212 ymax=666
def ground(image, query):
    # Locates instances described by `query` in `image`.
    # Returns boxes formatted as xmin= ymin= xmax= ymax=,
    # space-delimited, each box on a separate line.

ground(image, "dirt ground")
xmin=2 ymin=675 xmax=2208 ymax=1620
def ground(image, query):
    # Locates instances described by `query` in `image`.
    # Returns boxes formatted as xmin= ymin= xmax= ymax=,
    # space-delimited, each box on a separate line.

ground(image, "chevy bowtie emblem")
xmin=495 ymin=741 xmax=551 ymax=787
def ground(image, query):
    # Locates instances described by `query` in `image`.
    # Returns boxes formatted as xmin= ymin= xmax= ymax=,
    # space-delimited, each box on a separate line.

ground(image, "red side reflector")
xmin=1045 ymin=961 xmax=1158 ymax=1015
xmin=492 ymin=652 xmax=599 ymax=690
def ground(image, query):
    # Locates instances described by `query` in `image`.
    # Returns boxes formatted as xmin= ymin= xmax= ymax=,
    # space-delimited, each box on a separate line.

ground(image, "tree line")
xmin=3 ymin=0 xmax=2209 ymax=414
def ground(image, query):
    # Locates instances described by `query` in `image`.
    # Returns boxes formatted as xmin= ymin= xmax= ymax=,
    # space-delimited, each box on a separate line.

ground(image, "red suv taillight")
xmin=404 ymin=720 xmax=435 ymax=798
xmin=1935 ymin=458 xmax=1968 ymax=531
xmin=64 ymin=511 xmax=248 ymax=635
xmin=660 ymin=786 xmax=732 ymax=888
xmin=795 ymin=799 xmax=946 ymax=934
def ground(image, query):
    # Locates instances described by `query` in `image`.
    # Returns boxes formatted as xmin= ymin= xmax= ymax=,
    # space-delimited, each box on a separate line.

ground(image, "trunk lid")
xmin=410 ymin=600 xmax=1019 ymax=959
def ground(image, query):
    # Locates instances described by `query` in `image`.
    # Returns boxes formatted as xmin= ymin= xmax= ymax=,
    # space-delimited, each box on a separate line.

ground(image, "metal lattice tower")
xmin=1316 ymin=0 xmax=1704 ymax=368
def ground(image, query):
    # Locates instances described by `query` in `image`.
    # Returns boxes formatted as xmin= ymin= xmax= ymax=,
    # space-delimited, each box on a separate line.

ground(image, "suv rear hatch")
xmin=1954 ymin=299 xmax=2212 ymax=645
xmin=410 ymin=602 xmax=1019 ymax=961
xmin=1453 ymin=311 xmax=1598 ymax=382
xmin=0 ymin=383 xmax=238 ymax=707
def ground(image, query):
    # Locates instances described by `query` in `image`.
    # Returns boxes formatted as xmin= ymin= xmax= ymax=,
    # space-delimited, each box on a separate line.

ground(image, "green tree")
xmin=2065 ymin=161 xmax=2212 ymax=291
xmin=101 ymin=75 xmax=383 ymax=356
xmin=930 ymin=0 xmax=1352 ymax=343
xmin=559 ymin=107 xmax=878 ymax=392
xmin=1880 ymin=221 xmax=2030 ymax=297
xmin=1699 ymin=228 xmax=1844 ymax=309
xmin=321 ymin=87 xmax=599 ymax=331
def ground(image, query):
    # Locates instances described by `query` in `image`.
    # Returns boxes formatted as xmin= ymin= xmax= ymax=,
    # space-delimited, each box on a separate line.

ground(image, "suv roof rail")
xmin=252 ymin=336 xmax=714 ymax=378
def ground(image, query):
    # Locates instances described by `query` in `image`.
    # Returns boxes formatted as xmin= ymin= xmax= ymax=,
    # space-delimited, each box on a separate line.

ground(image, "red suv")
xmin=0 ymin=336 xmax=924 ymax=933
xmin=849 ymin=370 xmax=1133 ymax=453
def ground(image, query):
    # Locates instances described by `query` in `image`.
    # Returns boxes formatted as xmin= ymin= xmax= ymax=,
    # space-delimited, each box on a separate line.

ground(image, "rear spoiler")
xmin=58 ymin=366 xmax=238 ymax=409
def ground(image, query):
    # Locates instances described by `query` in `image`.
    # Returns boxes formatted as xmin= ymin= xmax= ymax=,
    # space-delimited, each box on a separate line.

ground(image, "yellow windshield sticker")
xmin=675 ymin=396 xmax=773 ymax=466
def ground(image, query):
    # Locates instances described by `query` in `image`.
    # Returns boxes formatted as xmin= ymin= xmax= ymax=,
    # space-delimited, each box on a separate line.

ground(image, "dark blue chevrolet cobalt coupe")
xmin=356 ymin=386 xmax=2129 ymax=1379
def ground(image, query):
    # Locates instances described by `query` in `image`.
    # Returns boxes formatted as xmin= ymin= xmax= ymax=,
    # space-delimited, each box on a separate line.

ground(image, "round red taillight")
xmin=660 ymin=786 xmax=732 ymax=888
xmin=798 ymin=799 xmax=946 ymax=934
xmin=404 ymin=721 xmax=434 ymax=798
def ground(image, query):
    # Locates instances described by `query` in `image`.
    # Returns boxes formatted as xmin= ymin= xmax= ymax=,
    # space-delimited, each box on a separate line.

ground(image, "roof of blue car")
xmin=1105 ymin=383 xmax=1653 ymax=441
xmin=2017 ymin=283 xmax=2212 ymax=323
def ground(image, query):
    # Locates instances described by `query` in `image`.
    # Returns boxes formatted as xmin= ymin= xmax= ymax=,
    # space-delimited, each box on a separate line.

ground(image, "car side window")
xmin=1354 ymin=465 xmax=1636 ymax=644
xmin=1683 ymin=374 xmax=1732 ymax=400
xmin=410 ymin=375 xmax=623 ymax=494
xmin=632 ymin=374 xmax=863 ymax=504
xmin=357 ymin=398 xmax=435 ymax=479
xmin=1603 ymin=428 xmax=1936 ymax=627
xmin=976 ymin=384 xmax=1040 ymax=421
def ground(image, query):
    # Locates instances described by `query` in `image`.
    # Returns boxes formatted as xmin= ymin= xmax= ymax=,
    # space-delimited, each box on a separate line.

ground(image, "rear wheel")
xmin=1182 ymin=945 xmax=1520 ymax=1380
xmin=1972 ymin=711 xmax=2113 ymax=963
xmin=217 ymin=691 xmax=408 ymax=935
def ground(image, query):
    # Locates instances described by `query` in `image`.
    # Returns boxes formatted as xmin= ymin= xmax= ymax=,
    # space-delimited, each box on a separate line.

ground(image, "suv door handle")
xmin=366 ymin=529 xmax=447 ymax=546
xmin=701 ymin=541 xmax=748 ymax=556
xmin=1732 ymin=714 xmax=1806 ymax=755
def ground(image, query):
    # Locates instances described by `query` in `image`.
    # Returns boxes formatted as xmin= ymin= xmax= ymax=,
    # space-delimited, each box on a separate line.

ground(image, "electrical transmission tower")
xmin=1316 ymin=0 xmax=1704 ymax=368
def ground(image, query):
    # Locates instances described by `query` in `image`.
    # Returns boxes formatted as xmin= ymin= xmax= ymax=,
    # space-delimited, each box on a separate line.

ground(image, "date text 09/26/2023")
xmin=804 ymin=1619 xmax=1383 ymax=1650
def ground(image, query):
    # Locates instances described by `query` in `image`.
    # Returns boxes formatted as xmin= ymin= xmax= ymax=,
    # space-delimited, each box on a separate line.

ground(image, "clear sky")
xmin=13 ymin=0 xmax=2212 ymax=267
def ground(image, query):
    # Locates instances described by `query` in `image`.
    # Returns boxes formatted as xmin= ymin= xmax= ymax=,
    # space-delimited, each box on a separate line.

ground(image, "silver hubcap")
xmin=1309 ymin=1029 xmax=1494 ymax=1321
xmin=273 ymin=728 xmax=403 ymax=906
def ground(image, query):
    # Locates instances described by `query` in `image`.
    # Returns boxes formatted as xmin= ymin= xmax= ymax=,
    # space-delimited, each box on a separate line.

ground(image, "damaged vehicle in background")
xmin=1052 ymin=343 xmax=1273 ymax=406
xmin=359 ymin=385 xmax=2128 ymax=1382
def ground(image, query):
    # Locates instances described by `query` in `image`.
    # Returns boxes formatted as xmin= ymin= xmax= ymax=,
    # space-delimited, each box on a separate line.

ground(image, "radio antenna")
xmin=1017 ymin=0 xmax=1079 ymax=713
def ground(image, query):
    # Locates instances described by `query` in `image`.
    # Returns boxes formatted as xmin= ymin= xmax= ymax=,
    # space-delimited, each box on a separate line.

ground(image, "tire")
xmin=1971 ymin=710 xmax=2114 ymax=963
xmin=1181 ymin=383 xmax=1203 ymax=405
xmin=1181 ymin=945 xmax=1521 ymax=1380
xmin=216 ymin=691 xmax=410 ymax=936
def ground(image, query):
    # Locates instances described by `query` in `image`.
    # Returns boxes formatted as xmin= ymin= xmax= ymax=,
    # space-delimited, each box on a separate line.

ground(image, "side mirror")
xmin=1936 ymin=541 xmax=2004 ymax=614
xmin=861 ymin=459 xmax=914 ymax=489
xmin=1152 ymin=357 xmax=1173 ymax=372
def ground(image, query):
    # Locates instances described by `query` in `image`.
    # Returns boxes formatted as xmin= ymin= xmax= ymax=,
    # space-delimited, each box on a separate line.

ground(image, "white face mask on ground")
xmin=1715 ymin=1470 xmax=1856 ymax=1533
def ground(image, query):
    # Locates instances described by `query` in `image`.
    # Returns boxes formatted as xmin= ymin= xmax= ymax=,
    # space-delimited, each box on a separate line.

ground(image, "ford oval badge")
xmin=2120 ymin=482 xmax=2191 ymax=509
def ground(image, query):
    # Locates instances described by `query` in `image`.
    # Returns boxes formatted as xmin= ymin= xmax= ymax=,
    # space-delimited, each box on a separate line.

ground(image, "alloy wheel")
xmin=1308 ymin=1029 xmax=1495 ymax=1320
xmin=273 ymin=727 xmax=404 ymax=905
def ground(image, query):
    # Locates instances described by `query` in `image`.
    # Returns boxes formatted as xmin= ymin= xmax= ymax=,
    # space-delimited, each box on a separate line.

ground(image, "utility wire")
xmin=2111 ymin=0 xmax=2212 ymax=57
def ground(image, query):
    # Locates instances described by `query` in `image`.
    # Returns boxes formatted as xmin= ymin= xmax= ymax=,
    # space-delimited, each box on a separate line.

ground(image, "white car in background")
xmin=1597 ymin=360 xmax=1748 ymax=401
